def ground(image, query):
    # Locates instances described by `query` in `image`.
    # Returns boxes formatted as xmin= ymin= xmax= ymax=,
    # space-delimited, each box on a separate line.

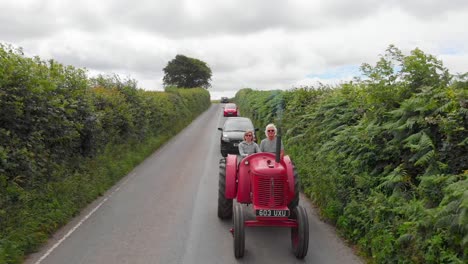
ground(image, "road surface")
xmin=25 ymin=104 xmax=364 ymax=264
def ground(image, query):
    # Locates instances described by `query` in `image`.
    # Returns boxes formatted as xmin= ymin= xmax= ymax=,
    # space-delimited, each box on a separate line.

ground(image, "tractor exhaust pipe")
xmin=275 ymin=128 xmax=281 ymax=163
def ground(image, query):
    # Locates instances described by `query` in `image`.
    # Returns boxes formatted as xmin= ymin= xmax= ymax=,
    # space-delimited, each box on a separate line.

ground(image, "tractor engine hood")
xmin=250 ymin=157 xmax=286 ymax=176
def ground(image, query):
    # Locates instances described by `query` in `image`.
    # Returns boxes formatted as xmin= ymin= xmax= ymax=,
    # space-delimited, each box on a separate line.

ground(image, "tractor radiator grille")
xmin=255 ymin=177 xmax=287 ymax=207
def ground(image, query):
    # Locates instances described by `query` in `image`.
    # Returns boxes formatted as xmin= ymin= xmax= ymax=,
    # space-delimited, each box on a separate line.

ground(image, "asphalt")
xmin=25 ymin=104 xmax=364 ymax=264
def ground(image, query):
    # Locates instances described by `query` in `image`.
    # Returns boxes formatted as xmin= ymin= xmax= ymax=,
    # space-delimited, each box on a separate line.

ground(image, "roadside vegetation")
xmin=0 ymin=44 xmax=210 ymax=263
xmin=235 ymin=45 xmax=467 ymax=263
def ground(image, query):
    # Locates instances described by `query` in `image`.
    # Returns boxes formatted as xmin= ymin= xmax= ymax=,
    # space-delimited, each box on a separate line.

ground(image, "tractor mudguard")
xmin=237 ymin=155 xmax=252 ymax=203
xmin=225 ymin=154 xmax=238 ymax=199
xmin=283 ymin=155 xmax=296 ymax=203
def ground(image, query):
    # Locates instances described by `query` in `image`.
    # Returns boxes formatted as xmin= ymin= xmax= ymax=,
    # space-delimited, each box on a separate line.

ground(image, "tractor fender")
xmin=237 ymin=155 xmax=252 ymax=203
xmin=283 ymin=155 xmax=296 ymax=202
xmin=225 ymin=154 xmax=238 ymax=199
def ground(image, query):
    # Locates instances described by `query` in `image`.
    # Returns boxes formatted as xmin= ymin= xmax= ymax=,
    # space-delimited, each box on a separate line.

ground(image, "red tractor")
xmin=217 ymin=148 xmax=309 ymax=259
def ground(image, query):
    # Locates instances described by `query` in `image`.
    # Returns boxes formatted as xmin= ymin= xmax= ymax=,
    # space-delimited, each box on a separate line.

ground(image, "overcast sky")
xmin=1 ymin=0 xmax=467 ymax=99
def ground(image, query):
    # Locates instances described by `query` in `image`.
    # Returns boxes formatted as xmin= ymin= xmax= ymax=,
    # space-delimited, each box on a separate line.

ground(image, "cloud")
xmin=0 ymin=1 xmax=60 ymax=40
xmin=0 ymin=0 xmax=467 ymax=99
xmin=392 ymin=0 xmax=468 ymax=19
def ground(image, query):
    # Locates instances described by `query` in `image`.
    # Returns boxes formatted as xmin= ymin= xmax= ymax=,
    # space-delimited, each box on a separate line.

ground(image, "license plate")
xmin=256 ymin=209 xmax=289 ymax=217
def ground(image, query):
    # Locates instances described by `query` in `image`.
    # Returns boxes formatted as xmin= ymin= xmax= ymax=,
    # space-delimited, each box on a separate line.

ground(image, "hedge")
xmin=234 ymin=46 xmax=467 ymax=263
xmin=0 ymin=44 xmax=210 ymax=263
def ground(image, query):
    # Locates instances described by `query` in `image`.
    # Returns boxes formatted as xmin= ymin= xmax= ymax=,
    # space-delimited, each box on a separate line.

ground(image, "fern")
xmin=378 ymin=166 xmax=412 ymax=194
xmin=459 ymin=190 xmax=468 ymax=248
xmin=435 ymin=101 xmax=454 ymax=114
xmin=415 ymin=150 xmax=435 ymax=167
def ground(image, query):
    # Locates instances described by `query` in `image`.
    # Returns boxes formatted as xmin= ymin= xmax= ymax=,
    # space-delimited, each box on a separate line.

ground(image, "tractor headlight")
xmin=222 ymin=135 xmax=230 ymax=142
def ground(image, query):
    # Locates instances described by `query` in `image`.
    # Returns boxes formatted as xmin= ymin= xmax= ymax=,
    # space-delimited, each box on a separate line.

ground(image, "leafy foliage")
xmin=235 ymin=45 xmax=467 ymax=263
xmin=162 ymin=54 xmax=212 ymax=89
xmin=0 ymin=44 xmax=210 ymax=263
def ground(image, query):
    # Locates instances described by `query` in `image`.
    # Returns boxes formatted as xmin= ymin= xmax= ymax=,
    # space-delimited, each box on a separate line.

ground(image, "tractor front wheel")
xmin=290 ymin=206 xmax=309 ymax=259
xmin=221 ymin=150 xmax=227 ymax=157
xmin=288 ymin=163 xmax=300 ymax=210
xmin=218 ymin=158 xmax=233 ymax=219
xmin=233 ymin=203 xmax=245 ymax=258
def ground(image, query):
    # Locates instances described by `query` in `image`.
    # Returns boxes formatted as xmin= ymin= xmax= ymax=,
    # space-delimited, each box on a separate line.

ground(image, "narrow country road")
xmin=25 ymin=104 xmax=364 ymax=264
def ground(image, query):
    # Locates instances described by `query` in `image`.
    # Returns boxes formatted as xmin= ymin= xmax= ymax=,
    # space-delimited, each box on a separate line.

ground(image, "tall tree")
xmin=163 ymin=54 xmax=212 ymax=89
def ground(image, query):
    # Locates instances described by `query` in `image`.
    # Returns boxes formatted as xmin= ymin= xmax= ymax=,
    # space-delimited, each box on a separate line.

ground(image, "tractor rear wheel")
xmin=218 ymin=158 xmax=233 ymax=219
xmin=233 ymin=203 xmax=245 ymax=258
xmin=290 ymin=206 xmax=309 ymax=259
xmin=288 ymin=163 xmax=300 ymax=210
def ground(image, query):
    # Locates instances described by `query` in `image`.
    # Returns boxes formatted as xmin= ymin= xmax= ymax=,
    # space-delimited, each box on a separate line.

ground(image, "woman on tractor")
xmin=238 ymin=130 xmax=260 ymax=157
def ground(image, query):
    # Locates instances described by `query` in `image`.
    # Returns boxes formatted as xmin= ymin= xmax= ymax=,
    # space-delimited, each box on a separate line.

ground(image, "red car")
xmin=223 ymin=103 xmax=238 ymax=117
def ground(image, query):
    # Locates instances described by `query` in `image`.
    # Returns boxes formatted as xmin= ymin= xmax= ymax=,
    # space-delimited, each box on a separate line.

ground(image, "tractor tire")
xmin=218 ymin=158 xmax=233 ymax=219
xmin=221 ymin=148 xmax=227 ymax=157
xmin=288 ymin=163 xmax=300 ymax=210
xmin=233 ymin=203 xmax=245 ymax=258
xmin=290 ymin=206 xmax=309 ymax=259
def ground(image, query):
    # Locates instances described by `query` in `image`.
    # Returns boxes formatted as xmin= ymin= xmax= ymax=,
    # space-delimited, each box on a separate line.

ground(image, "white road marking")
xmin=34 ymin=174 xmax=135 ymax=264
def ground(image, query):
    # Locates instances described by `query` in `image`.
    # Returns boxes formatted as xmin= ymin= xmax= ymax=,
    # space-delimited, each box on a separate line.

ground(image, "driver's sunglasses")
xmin=245 ymin=134 xmax=253 ymax=137
xmin=267 ymin=130 xmax=275 ymax=132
